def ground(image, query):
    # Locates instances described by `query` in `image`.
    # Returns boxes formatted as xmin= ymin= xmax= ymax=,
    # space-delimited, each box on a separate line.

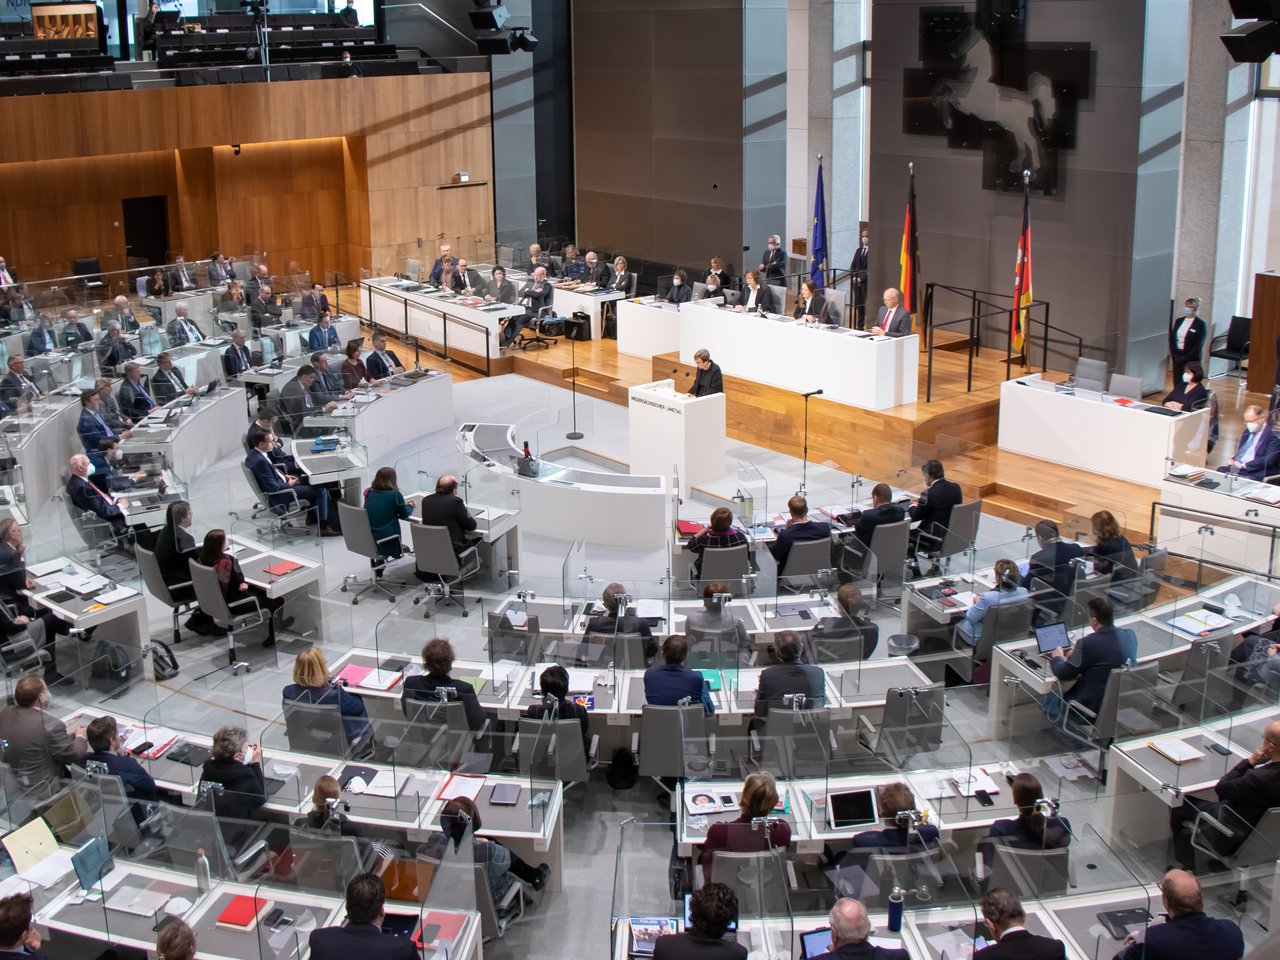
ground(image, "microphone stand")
xmin=566 ymin=324 xmax=583 ymax=440
xmin=799 ymin=389 xmax=823 ymax=496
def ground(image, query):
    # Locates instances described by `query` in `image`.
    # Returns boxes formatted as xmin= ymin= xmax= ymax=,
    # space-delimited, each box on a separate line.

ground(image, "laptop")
xmin=72 ymin=835 xmax=114 ymax=892
xmin=1034 ymin=621 xmax=1070 ymax=657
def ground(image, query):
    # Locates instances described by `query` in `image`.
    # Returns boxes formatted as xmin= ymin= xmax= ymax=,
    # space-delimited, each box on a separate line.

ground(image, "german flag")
xmin=1012 ymin=180 xmax=1032 ymax=356
xmin=899 ymin=167 xmax=919 ymax=329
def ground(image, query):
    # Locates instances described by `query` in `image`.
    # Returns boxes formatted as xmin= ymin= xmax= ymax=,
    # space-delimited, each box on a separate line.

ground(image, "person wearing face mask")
xmin=1163 ymin=360 xmax=1208 ymax=413
xmin=849 ymin=232 xmax=869 ymax=329
xmin=698 ymin=274 xmax=724 ymax=302
xmin=1219 ymin=405 xmax=1280 ymax=482
xmin=758 ymin=234 xmax=785 ymax=284
xmin=665 ymin=270 xmax=692 ymax=304
xmin=67 ymin=453 xmax=155 ymax=547
xmin=90 ymin=438 xmax=147 ymax=493
xmin=1168 ymin=296 xmax=1208 ymax=383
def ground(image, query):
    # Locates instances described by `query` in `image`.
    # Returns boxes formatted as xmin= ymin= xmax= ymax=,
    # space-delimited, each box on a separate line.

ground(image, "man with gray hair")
xmin=97 ymin=320 xmax=136 ymax=373
xmin=104 ymin=294 xmax=140 ymax=332
xmin=810 ymin=898 xmax=907 ymax=959
xmin=166 ymin=302 xmax=204 ymax=345
xmin=1220 ymin=404 xmax=1280 ymax=482
xmin=759 ymin=234 xmax=785 ymax=284
xmin=872 ymin=287 xmax=911 ymax=338
xmin=198 ymin=725 xmax=266 ymax=823
xmin=977 ymin=888 xmax=1065 ymax=958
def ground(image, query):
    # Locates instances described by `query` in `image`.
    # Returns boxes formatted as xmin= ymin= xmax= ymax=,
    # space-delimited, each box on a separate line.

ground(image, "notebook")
xmin=262 ymin=560 xmax=303 ymax=577
xmin=215 ymin=894 xmax=272 ymax=930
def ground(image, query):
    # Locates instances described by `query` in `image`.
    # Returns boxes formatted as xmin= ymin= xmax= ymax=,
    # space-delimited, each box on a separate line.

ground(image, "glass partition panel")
xmin=416 ymin=815 xmax=479 ymax=955
xmin=612 ymin=820 xmax=681 ymax=958
xmin=139 ymin=663 xmax=249 ymax=790
xmin=251 ymin=878 xmax=339 ymax=959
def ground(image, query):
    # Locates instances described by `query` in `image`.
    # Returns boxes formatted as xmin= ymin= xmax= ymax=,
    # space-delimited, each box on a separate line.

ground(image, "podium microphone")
xmin=802 ymin=389 xmax=824 ymax=398
xmin=799 ymin=388 xmax=823 ymax=496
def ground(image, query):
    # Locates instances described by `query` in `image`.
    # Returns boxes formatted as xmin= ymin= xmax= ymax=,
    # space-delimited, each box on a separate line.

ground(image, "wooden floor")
xmin=358 ymin=301 xmax=1266 ymax=544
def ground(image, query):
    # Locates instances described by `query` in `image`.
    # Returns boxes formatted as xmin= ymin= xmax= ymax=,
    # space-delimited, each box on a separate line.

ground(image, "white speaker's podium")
xmin=628 ymin=378 xmax=726 ymax=497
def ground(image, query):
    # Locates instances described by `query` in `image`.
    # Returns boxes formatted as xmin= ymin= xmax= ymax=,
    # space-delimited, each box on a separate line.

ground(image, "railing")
xmin=1148 ymin=499 xmax=1280 ymax=582
xmin=358 ymin=280 xmax=493 ymax=377
xmin=921 ymin=282 xmax=1078 ymax=402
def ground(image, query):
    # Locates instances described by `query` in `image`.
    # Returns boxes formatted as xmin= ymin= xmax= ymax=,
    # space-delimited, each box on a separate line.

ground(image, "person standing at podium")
xmin=686 ymin=349 xmax=723 ymax=398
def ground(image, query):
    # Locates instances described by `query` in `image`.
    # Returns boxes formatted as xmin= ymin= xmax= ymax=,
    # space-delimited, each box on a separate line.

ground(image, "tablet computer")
xmin=489 ymin=783 xmax=521 ymax=806
xmin=1034 ymin=621 xmax=1069 ymax=655
xmin=828 ymin=789 xmax=877 ymax=829
xmin=800 ymin=927 xmax=833 ymax=958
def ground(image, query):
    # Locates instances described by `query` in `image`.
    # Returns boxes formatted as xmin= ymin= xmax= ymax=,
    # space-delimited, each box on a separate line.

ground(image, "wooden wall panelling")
xmin=342 ymin=136 xmax=370 ymax=278
xmin=174 ymin=147 xmax=219 ymax=261
xmin=1248 ymin=272 xmax=1280 ymax=395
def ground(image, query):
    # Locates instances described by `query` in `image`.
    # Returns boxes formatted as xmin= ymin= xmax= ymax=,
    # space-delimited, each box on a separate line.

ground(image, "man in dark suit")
xmin=103 ymin=296 xmax=140 ymax=333
xmin=152 ymin=352 xmax=195 ymax=405
xmin=455 ymin=258 xmax=486 ymax=296
xmin=118 ymin=363 xmax=158 ymax=420
xmin=308 ymin=313 xmax=341 ymax=352
xmin=849 ymin=233 xmax=869 ymax=329
xmin=166 ymin=303 xmax=204 ymax=345
xmin=1047 ymin=597 xmax=1126 ymax=719
xmin=769 ymin=494 xmax=831 ymax=572
xmin=643 ymin=635 xmax=714 ymax=714
xmin=809 ymin=898 xmax=908 ymax=960
xmin=525 ymin=242 xmax=554 ymax=277
xmin=754 ymin=631 xmax=824 ymax=718
xmin=244 ymin=264 xmax=269 ymax=305
xmin=309 ymin=353 xmax=351 ymax=406
xmin=249 ymin=283 xmax=282 ymax=333
xmin=585 ymin=582 xmax=656 ymax=660
xmin=0 ymin=889 xmax=51 ymax=960
xmin=975 ymin=889 xmax=1065 ymax=959
xmin=246 ymin=430 xmax=339 ymax=535
xmin=908 ymin=459 xmax=964 ymax=571
xmin=0 ymin=676 xmax=86 ymax=800
xmin=168 ymin=255 xmax=198 ymax=292
xmin=585 ymin=250 xmax=610 ymax=287
xmin=67 ymin=454 xmax=135 ymax=540
xmin=309 ymin=873 xmax=417 ymax=960
xmin=810 ymin=583 xmax=879 ymax=661
xmin=96 ymin=321 xmax=136 ymax=374
xmin=665 ymin=270 xmax=692 ymax=304
xmin=61 ymin=309 xmax=94 ymax=349
xmin=365 ymin=333 xmax=404 ymax=380
xmin=279 ymin=366 xmax=337 ymax=435
xmin=1219 ymin=405 xmax=1280 ymax=481
xmin=223 ymin=329 xmax=254 ymax=379
xmin=0 ymin=356 xmax=41 ymax=407
xmin=1114 ymin=870 xmax=1242 ymax=960
xmin=207 ymin=251 xmax=236 ymax=286
xmin=336 ymin=0 xmax=360 ymax=27
xmin=1169 ymin=719 xmax=1280 ymax=870
xmin=419 ymin=474 xmax=476 ymax=555
xmin=25 ymin=316 xmax=57 ymax=356
xmin=246 ymin=407 xmax=303 ymax=475
xmin=1022 ymin=518 xmax=1084 ymax=623
xmin=79 ymin=715 xmax=161 ymax=815
xmin=871 ymin=287 xmax=912 ymax=338
xmin=1169 ymin=296 xmax=1209 ymax=382
xmin=300 ymin=282 xmax=330 ymax=320
xmin=426 ymin=242 xmax=451 ymax=286
xmin=853 ymin=482 xmax=906 ymax=548
xmin=503 ymin=266 xmax=553 ymax=347
xmin=687 ymin=348 xmax=723 ymax=398
xmin=77 ymin=388 xmax=126 ymax=454
xmin=758 ymin=234 xmax=786 ymax=285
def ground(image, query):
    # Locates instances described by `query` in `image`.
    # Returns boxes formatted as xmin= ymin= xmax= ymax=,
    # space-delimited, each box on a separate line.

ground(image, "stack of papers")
xmin=479 ymin=659 xmax=523 ymax=687
xmin=1169 ymin=463 xmax=1205 ymax=479
xmin=1147 ymin=736 xmax=1207 ymax=764
xmin=1170 ymin=609 xmax=1234 ymax=635
xmin=436 ymin=774 xmax=485 ymax=802
xmin=28 ymin=559 xmax=68 ymax=578
xmin=948 ymin=767 xmax=1000 ymax=797
xmin=95 ymin=586 xmax=138 ymax=605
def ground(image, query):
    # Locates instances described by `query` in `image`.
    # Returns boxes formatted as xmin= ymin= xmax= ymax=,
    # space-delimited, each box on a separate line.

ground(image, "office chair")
xmin=916 ymin=499 xmax=982 ymax=574
xmin=233 ymin=462 xmax=314 ymax=539
xmin=409 ymin=522 xmax=480 ymax=617
xmin=518 ymin=306 xmax=558 ymax=351
xmin=1209 ymin=316 xmax=1251 ymax=379
xmin=950 ymin=599 xmax=1034 ymax=683
xmin=693 ymin=543 xmax=754 ymax=596
xmin=1074 ymin=357 xmax=1108 ymax=393
xmin=336 ymin=501 xmax=409 ymax=604
xmin=188 ymin=558 xmax=264 ymax=666
xmin=1108 ymin=373 xmax=1144 ymax=400
xmin=514 ymin=716 xmax=598 ymax=790
xmin=776 ymin=535 xmax=834 ymax=593
xmin=634 ymin=704 xmax=709 ymax=787
xmin=136 ymin=545 xmax=196 ymax=647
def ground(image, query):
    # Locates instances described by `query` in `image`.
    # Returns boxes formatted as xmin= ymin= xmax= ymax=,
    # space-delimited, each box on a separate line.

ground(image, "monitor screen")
xmin=828 ymin=789 xmax=877 ymax=829
xmin=1035 ymin=621 xmax=1069 ymax=654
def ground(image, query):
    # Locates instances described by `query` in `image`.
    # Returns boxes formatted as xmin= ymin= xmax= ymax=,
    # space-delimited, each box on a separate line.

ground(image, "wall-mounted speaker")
xmin=1221 ymin=19 xmax=1280 ymax=62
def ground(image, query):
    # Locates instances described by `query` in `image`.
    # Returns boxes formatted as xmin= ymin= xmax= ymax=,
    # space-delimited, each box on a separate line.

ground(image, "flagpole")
xmin=818 ymin=153 xmax=831 ymax=288
xmin=1021 ymin=168 xmax=1030 ymax=367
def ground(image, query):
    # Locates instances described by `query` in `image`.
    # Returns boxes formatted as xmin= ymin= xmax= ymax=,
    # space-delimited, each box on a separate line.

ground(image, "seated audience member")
xmin=794 ymin=279 xmax=829 ymax=324
xmin=80 ymin=715 xmax=161 ymax=810
xmin=155 ymin=917 xmax=197 ymax=960
xmin=66 ymin=453 xmax=144 ymax=544
xmin=585 ymin=250 xmax=610 ymax=287
xmin=485 ymin=265 xmax=518 ymax=305
xmin=25 ymin=315 xmax=57 ymax=355
xmin=559 ymin=243 xmax=585 ymax=280
xmin=169 ymin=255 xmax=197 ymax=292
xmin=0 ymin=676 xmax=86 ymax=796
xmin=245 ymin=430 xmax=340 ymax=535
xmin=97 ymin=321 xmax=137 ymax=373
xmin=1046 ymin=597 xmax=1127 ymax=720
xmin=308 ymin=873 xmax=419 ymax=960
xmin=768 ymin=494 xmax=831 ymax=571
xmin=309 ymin=352 xmax=351 ymax=406
xmin=685 ymin=507 xmax=749 ymax=581
xmin=1219 ymin=405 xmax=1280 ymax=482
xmin=304 ymin=775 xmax=361 ymax=836
xmin=907 ymin=459 xmax=964 ymax=572
xmin=1169 ymin=719 xmax=1280 ymax=870
xmin=364 ymin=466 xmax=411 ymax=560
xmin=249 ymin=283 xmax=282 ymax=332
xmin=665 ymin=269 xmax=692 ymax=304
xmin=956 ymin=559 xmax=1029 ymax=647
xmin=699 ymin=771 xmax=791 ymax=883
xmin=95 ymin=379 xmax=131 ymax=431
xmin=208 ymin=250 xmax=236 ymax=286
xmin=437 ymin=797 xmax=550 ymax=902
xmin=871 ymin=287 xmax=911 ymax=337
xmin=809 ymin=898 xmax=909 ymax=960
xmin=1113 ymin=870 xmax=1243 ymax=960
xmin=308 ymin=312 xmax=341 ymax=352
xmin=977 ymin=888 xmax=1066 ymax=960
xmin=685 ymin=581 xmax=750 ymax=654
xmin=0 ymin=355 xmax=42 ymax=408
xmin=584 ymin=581 xmax=656 ymax=660
xmin=846 ymin=782 xmax=939 ymax=853
xmin=418 ymin=474 xmax=477 ymax=555
xmin=1085 ymin=509 xmax=1138 ymax=583
xmin=1022 ymin=518 xmax=1084 ymax=601
xmin=426 ymin=243 xmax=451 ymax=286
xmin=151 ymin=352 xmax=196 ymax=405
xmin=737 ymin=270 xmax=777 ymax=313
xmin=455 ymin=258 xmax=485 ymax=295
xmin=219 ymin=281 xmax=245 ymax=310
xmin=687 ymin=348 xmax=723 ymax=398
xmin=222 ymin=329 xmax=254 ymax=378
xmin=155 ymin=501 xmax=219 ymax=636
xmin=524 ymin=665 xmax=590 ymax=755
xmin=524 ymin=242 xmax=553 ymax=276
xmin=196 ymin=528 xmax=289 ymax=645
xmin=198 ymin=725 xmax=266 ymax=820
xmin=0 ymin=602 xmax=58 ymax=686
xmin=300 ymin=282 xmax=330 ymax=320
xmin=1164 ymin=360 xmax=1209 ymax=412
xmin=118 ymin=362 xmax=158 ymax=420
xmin=282 ymin=647 xmax=373 ymax=751
xmin=341 ymin=339 xmax=379 ymax=389
xmin=853 ymin=482 xmax=907 ymax=548
xmin=245 ymin=408 xmax=301 ymax=474
xmin=502 ymin=266 xmax=552 ymax=347
xmin=436 ymin=256 xmax=458 ymax=293
xmin=145 ymin=269 xmax=170 ymax=298
xmin=699 ymin=273 xmax=725 ymax=301
xmin=104 ymin=294 xmax=140 ymax=332
xmin=0 ymin=892 xmax=50 ymax=960
xmin=987 ymin=773 xmax=1071 ymax=850
xmin=166 ymin=304 xmax=204 ymax=345
xmin=653 ymin=883 xmax=747 ymax=960
xmin=401 ymin=637 xmax=487 ymax=731
xmin=608 ymin=256 xmax=631 ymax=294
xmin=810 ymin=583 xmax=879 ymax=661
xmin=644 ymin=635 xmax=715 ymax=715
xmin=365 ymin=332 xmax=404 ymax=380
xmin=754 ymin=630 xmax=825 ymax=717
xmin=62 ymin=309 xmax=95 ymax=348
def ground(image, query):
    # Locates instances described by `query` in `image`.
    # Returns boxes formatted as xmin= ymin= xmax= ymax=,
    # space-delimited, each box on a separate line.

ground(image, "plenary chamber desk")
xmin=459 ymin=423 xmax=668 ymax=547
xmin=998 ymin=374 xmax=1209 ymax=487
xmin=684 ymin=302 xmax=919 ymax=411
xmin=361 ymin=275 xmax=525 ymax=364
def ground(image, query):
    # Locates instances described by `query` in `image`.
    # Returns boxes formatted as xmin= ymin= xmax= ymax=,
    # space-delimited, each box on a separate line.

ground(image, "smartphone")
xmin=130 ymin=741 xmax=153 ymax=756
xmin=1209 ymin=742 xmax=1232 ymax=756
xmin=797 ymin=609 xmax=813 ymax=621
xmin=974 ymin=789 xmax=995 ymax=807
xmin=263 ymin=907 xmax=285 ymax=927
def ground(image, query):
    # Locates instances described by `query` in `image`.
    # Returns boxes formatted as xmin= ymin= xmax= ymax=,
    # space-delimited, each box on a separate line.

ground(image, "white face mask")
xmin=767 ymin=243 xmax=777 ymax=250
xmin=1182 ymin=373 xmax=1193 ymax=384
xmin=672 ymin=278 xmax=682 ymax=286
xmin=85 ymin=462 xmax=96 ymax=476
xmin=1185 ymin=307 xmax=1195 ymax=316
xmin=1247 ymin=420 xmax=1261 ymax=434
xmin=861 ymin=238 xmax=869 ymax=247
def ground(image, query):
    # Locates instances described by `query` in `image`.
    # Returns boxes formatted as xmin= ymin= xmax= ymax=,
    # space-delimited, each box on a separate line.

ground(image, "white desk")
xmin=997 ymin=376 xmax=1208 ymax=486
xmin=361 ymin=276 xmax=523 ymax=361
xmin=617 ymin=297 xmax=685 ymax=359
xmin=301 ymin=370 xmax=452 ymax=464
xmin=628 ymin=379 xmax=726 ymax=497
xmin=120 ymin=385 xmax=245 ymax=482
xmin=678 ymin=303 xmax=919 ymax=411
xmin=260 ymin=315 xmax=361 ymax=360
xmin=550 ymin=283 xmax=627 ymax=340
xmin=3 ymin=393 xmax=84 ymax=513
xmin=142 ymin=289 xmax=214 ymax=325
xmin=1160 ymin=468 xmax=1280 ymax=574
xmin=29 ymin=556 xmax=151 ymax=678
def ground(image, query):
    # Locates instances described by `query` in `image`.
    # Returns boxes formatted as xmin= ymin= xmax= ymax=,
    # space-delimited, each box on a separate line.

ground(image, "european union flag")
xmin=810 ymin=159 xmax=828 ymax=288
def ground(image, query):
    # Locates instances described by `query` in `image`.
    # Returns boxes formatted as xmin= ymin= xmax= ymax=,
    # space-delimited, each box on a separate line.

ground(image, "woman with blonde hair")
xmin=698 ymin=770 xmax=791 ymax=882
xmin=282 ymin=646 xmax=373 ymax=753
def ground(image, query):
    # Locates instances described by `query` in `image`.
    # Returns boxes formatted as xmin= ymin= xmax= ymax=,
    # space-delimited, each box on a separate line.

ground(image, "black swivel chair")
xmin=1208 ymin=315 xmax=1251 ymax=379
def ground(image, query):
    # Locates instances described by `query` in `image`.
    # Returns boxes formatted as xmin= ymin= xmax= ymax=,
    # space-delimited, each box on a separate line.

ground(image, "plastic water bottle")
xmin=194 ymin=848 xmax=211 ymax=894
xmin=887 ymin=886 xmax=904 ymax=932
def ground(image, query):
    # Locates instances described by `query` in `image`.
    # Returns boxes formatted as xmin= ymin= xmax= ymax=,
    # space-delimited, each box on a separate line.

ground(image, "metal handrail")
xmin=1148 ymin=498 xmax=1280 ymax=581
xmin=358 ymin=280 xmax=493 ymax=377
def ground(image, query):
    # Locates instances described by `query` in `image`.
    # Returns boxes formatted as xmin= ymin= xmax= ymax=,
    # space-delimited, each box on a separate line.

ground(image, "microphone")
xmin=802 ymin=389 xmax=824 ymax=398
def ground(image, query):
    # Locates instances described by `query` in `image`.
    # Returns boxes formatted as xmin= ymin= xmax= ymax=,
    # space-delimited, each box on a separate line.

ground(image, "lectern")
xmin=628 ymin=379 xmax=726 ymax=497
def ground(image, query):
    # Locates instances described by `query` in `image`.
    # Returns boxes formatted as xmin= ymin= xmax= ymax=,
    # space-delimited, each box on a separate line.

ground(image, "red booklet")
xmin=416 ymin=911 xmax=467 ymax=948
xmin=216 ymin=894 xmax=271 ymax=930
xmin=263 ymin=560 xmax=303 ymax=577
xmin=676 ymin=520 xmax=704 ymax=536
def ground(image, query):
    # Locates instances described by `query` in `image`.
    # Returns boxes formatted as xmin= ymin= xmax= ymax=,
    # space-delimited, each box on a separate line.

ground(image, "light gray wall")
xmin=490 ymin=0 xmax=537 ymax=257
xmin=743 ymin=0 xmax=788 ymax=280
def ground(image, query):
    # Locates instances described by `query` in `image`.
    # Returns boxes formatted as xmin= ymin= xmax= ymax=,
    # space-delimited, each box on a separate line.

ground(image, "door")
xmin=121 ymin=195 xmax=170 ymax=269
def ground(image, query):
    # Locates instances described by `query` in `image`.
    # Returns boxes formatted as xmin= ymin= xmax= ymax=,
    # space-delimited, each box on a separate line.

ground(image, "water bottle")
xmin=887 ymin=886 xmax=904 ymax=932
xmin=194 ymin=848 xmax=211 ymax=895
